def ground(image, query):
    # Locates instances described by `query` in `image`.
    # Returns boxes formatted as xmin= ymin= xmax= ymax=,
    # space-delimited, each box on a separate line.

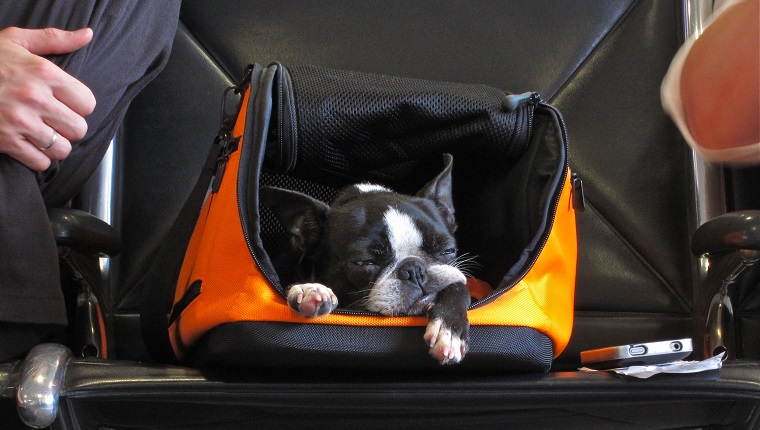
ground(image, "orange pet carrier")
xmin=142 ymin=63 xmax=579 ymax=371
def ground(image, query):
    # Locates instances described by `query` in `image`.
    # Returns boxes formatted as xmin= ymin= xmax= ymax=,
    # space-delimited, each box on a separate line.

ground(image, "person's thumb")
xmin=6 ymin=27 xmax=93 ymax=56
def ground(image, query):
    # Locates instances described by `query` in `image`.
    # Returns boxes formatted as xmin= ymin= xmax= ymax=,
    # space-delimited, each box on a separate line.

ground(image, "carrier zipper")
xmin=276 ymin=66 xmax=298 ymax=173
xmin=502 ymin=91 xmax=539 ymax=111
xmin=334 ymin=308 xmax=381 ymax=316
xmin=470 ymin=100 xmax=569 ymax=310
xmin=211 ymin=134 xmax=240 ymax=193
xmin=211 ymin=65 xmax=255 ymax=193
xmin=237 ymin=65 xmax=285 ymax=296
xmin=524 ymin=92 xmax=541 ymax=153
xmin=277 ymin=70 xmax=286 ymax=172
xmin=503 ymin=92 xmax=540 ymax=157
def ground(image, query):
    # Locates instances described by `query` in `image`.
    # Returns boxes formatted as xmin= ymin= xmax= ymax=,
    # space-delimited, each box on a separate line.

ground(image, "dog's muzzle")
xmin=397 ymin=257 xmax=427 ymax=287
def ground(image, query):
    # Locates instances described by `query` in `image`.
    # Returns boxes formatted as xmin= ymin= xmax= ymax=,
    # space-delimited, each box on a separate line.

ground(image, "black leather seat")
xmin=3 ymin=0 xmax=760 ymax=428
xmin=118 ymin=0 xmax=695 ymax=367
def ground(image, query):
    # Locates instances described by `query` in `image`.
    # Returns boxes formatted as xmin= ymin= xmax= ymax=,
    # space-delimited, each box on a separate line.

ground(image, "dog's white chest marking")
xmin=384 ymin=207 xmax=422 ymax=257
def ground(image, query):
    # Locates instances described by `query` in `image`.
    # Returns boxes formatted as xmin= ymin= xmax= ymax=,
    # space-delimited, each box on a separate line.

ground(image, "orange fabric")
xmin=170 ymin=86 xmax=577 ymax=359
xmin=466 ymin=278 xmax=494 ymax=301
xmin=467 ymin=172 xmax=577 ymax=357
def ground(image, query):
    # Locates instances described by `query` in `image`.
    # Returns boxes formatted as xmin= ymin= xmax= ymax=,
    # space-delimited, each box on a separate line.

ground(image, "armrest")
xmin=691 ymin=210 xmax=760 ymax=359
xmin=691 ymin=210 xmax=760 ymax=257
xmin=47 ymin=208 xmax=121 ymax=257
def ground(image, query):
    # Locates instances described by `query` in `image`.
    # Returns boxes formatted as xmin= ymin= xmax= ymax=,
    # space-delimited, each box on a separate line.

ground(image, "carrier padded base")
xmin=190 ymin=322 xmax=553 ymax=372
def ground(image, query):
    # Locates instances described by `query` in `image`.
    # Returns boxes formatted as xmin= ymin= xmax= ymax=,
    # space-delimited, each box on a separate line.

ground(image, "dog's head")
xmin=261 ymin=154 xmax=466 ymax=316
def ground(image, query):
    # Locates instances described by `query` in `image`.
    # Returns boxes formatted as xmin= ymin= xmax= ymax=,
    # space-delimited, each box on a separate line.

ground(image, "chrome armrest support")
xmin=16 ymin=344 xmax=72 ymax=429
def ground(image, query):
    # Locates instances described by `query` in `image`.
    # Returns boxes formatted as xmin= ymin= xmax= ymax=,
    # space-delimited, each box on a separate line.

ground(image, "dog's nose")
xmin=397 ymin=257 xmax=429 ymax=291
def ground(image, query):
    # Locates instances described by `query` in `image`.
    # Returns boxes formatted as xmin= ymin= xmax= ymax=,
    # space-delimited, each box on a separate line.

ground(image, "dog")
xmin=260 ymin=154 xmax=470 ymax=364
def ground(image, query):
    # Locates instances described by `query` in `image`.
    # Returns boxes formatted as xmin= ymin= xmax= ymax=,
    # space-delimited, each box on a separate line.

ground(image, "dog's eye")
xmin=440 ymin=248 xmax=456 ymax=256
xmin=353 ymin=260 xmax=376 ymax=267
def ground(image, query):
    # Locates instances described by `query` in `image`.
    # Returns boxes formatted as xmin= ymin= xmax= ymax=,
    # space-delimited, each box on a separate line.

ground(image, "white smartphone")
xmin=580 ymin=338 xmax=693 ymax=370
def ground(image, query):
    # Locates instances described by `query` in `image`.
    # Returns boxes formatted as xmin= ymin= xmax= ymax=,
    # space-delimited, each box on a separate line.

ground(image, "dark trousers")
xmin=0 ymin=0 xmax=181 ymax=359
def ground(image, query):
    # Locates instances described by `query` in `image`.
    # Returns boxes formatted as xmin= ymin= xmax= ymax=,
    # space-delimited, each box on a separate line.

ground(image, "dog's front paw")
xmin=424 ymin=318 xmax=470 ymax=365
xmin=287 ymin=283 xmax=338 ymax=318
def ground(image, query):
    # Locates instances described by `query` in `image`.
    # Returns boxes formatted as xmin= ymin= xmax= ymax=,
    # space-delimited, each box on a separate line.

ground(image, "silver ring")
xmin=40 ymin=131 xmax=58 ymax=151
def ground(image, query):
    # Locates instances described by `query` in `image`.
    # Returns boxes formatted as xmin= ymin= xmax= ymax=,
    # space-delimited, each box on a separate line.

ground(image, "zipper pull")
xmin=210 ymin=65 xmax=254 ymax=193
xmin=235 ymin=64 xmax=254 ymax=95
xmin=572 ymin=172 xmax=586 ymax=211
xmin=219 ymin=65 xmax=255 ymax=132
xmin=502 ymin=91 xmax=541 ymax=111
xmin=211 ymin=134 xmax=240 ymax=193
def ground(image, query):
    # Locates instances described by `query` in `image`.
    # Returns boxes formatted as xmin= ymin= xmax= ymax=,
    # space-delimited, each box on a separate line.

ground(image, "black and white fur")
xmin=260 ymin=154 xmax=470 ymax=364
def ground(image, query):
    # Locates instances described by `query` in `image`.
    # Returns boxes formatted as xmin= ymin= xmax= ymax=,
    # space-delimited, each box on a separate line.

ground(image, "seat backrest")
xmin=111 ymin=0 xmax=696 ymax=367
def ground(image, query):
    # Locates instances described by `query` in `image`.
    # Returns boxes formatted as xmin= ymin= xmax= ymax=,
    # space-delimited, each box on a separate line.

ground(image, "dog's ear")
xmin=259 ymin=186 xmax=330 ymax=253
xmin=416 ymin=153 xmax=457 ymax=232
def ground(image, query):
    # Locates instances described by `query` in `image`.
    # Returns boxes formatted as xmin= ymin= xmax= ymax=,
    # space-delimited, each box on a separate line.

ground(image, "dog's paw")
xmin=287 ymin=283 xmax=338 ymax=318
xmin=423 ymin=318 xmax=469 ymax=365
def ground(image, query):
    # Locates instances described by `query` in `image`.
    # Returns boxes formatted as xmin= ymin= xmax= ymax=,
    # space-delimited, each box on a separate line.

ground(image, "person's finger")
xmin=9 ymin=77 xmax=91 ymax=141
xmin=0 ymin=101 xmax=73 ymax=162
xmin=0 ymin=28 xmax=96 ymax=116
xmin=49 ymin=70 xmax=96 ymax=117
xmin=39 ymin=96 xmax=90 ymax=141
xmin=26 ymin=127 xmax=73 ymax=161
xmin=3 ymin=27 xmax=93 ymax=56
xmin=14 ymin=53 xmax=96 ymax=118
xmin=0 ymin=134 xmax=54 ymax=172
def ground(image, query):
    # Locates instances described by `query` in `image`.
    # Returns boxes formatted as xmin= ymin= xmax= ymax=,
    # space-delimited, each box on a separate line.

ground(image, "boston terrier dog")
xmin=260 ymin=154 xmax=470 ymax=364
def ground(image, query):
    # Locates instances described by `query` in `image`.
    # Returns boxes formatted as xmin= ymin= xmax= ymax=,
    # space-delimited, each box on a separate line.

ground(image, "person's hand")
xmin=0 ymin=27 xmax=96 ymax=171
xmin=680 ymin=0 xmax=760 ymax=156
